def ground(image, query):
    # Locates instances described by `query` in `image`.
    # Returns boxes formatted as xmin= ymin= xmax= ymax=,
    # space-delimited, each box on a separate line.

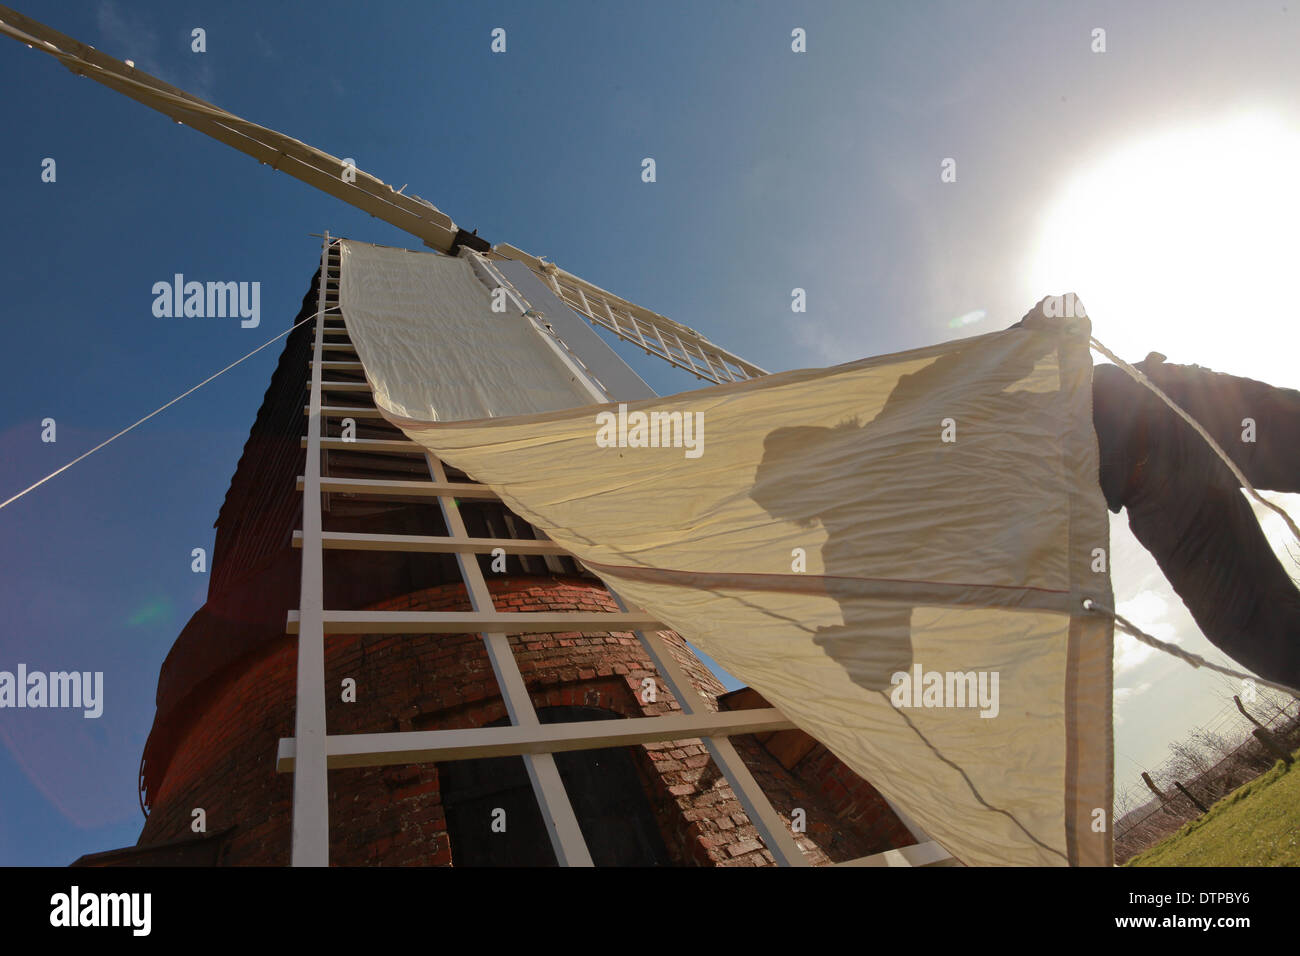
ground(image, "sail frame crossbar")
xmin=490 ymin=243 xmax=768 ymax=385
xmin=549 ymin=272 xmax=763 ymax=385
xmin=288 ymin=233 xmax=337 ymax=867
xmin=0 ymin=6 xmax=459 ymax=251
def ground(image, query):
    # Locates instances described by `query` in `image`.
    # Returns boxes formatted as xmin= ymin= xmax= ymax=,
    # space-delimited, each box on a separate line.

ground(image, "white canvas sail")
xmin=340 ymin=242 xmax=1115 ymax=866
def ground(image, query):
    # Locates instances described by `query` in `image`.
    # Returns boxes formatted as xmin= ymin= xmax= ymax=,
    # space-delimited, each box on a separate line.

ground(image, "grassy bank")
xmin=1126 ymin=750 xmax=1300 ymax=866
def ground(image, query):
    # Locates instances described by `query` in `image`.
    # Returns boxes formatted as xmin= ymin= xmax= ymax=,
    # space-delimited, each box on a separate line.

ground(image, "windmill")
xmin=1 ymin=7 xmax=951 ymax=868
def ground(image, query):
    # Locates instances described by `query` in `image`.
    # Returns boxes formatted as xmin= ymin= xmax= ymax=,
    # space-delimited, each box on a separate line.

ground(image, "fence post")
xmin=1252 ymin=728 xmax=1295 ymax=766
xmin=1237 ymin=695 xmax=1295 ymax=765
xmin=1141 ymin=772 xmax=1176 ymax=815
xmin=1234 ymin=694 xmax=1269 ymax=730
xmin=1173 ymin=780 xmax=1209 ymax=814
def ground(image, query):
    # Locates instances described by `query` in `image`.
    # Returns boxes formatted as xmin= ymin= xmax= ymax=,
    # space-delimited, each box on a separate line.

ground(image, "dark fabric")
xmin=1092 ymin=358 xmax=1300 ymax=688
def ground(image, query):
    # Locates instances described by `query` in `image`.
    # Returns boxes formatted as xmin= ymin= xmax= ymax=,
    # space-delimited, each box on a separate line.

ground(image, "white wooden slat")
xmin=285 ymin=609 xmax=665 ymax=634
xmin=835 ymin=841 xmax=957 ymax=867
xmin=274 ymin=708 xmax=796 ymax=771
xmin=301 ymin=437 xmax=422 ymax=453
xmin=291 ymin=529 xmax=570 ymax=555
xmin=296 ymin=476 xmax=499 ymax=499
xmin=423 ymin=454 xmax=595 ymax=867
xmin=304 ymin=405 xmax=384 ymax=419
xmin=611 ymin=598 xmax=812 ymax=867
xmin=290 ymin=233 xmax=333 ymax=867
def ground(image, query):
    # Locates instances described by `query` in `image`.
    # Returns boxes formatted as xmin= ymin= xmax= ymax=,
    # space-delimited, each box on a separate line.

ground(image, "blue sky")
xmin=2 ymin=0 xmax=1299 ymax=864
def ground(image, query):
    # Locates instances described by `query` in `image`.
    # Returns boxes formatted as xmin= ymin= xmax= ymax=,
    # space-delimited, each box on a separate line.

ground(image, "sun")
xmin=1023 ymin=109 xmax=1300 ymax=389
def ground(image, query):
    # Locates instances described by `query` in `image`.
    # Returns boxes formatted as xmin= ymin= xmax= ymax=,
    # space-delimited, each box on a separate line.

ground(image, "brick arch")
xmin=136 ymin=576 xmax=741 ymax=865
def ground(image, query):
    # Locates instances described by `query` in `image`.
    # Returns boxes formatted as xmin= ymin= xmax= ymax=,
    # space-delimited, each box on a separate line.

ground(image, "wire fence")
xmin=1113 ymin=695 xmax=1300 ymax=862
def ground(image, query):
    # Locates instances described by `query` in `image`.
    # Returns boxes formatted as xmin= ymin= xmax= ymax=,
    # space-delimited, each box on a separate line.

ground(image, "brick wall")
xmin=137 ymin=575 xmax=910 ymax=865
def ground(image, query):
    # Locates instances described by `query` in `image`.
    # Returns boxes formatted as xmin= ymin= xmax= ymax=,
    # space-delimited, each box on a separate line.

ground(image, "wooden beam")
xmin=275 ymin=708 xmax=796 ymax=771
xmin=305 ymin=405 xmax=384 ymax=418
xmin=297 ymin=476 xmax=498 ymax=499
xmin=421 ymin=455 xmax=594 ymax=866
xmin=292 ymin=529 xmax=569 ymax=555
xmin=289 ymin=234 xmax=333 ymax=867
xmin=301 ymin=437 xmax=421 ymax=453
xmin=285 ymin=609 xmax=666 ymax=635
xmin=836 ymin=841 xmax=957 ymax=867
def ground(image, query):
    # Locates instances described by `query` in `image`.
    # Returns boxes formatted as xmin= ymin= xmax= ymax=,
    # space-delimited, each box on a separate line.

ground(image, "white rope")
xmin=1083 ymin=599 xmax=1300 ymax=699
xmin=0 ymin=309 xmax=323 ymax=511
xmin=1089 ymin=334 xmax=1300 ymax=545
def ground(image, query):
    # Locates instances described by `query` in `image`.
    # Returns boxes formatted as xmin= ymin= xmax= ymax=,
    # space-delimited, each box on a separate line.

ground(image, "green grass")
xmin=1126 ymin=749 xmax=1300 ymax=866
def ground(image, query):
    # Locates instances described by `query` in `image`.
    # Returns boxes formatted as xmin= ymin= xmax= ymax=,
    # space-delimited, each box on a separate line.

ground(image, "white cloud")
xmin=1113 ymin=680 xmax=1154 ymax=705
xmin=1112 ymin=680 xmax=1154 ymax=727
xmin=791 ymin=318 xmax=847 ymax=366
xmin=96 ymin=0 xmax=160 ymax=74
xmin=1112 ymin=585 xmax=1184 ymax=677
xmin=96 ymin=2 xmax=215 ymax=102
xmin=252 ymin=30 xmax=274 ymax=59
xmin=1105 ymin=511 xmax=1206 ymax=679
xmin=1117 ymin=589 xmax=1179 ymax=642
xmin=1248 ymin=491 xmax=1300 ymax=586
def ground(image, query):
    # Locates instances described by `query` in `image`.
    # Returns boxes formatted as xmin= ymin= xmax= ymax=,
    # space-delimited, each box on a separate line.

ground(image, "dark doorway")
xmin=439 ymin=706 xmax=673 ymax=866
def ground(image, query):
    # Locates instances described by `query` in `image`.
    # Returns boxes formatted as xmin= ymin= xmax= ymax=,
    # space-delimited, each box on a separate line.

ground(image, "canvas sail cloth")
xmin=339 ymin=242 xmax=1114 ymax=866
xmin=337 ymin=240 xmax=598 ymax=420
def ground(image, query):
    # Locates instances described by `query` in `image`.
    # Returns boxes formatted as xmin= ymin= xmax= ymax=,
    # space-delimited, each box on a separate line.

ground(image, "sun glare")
xmin=1024 ymin=110 xmax=1300 ymax=388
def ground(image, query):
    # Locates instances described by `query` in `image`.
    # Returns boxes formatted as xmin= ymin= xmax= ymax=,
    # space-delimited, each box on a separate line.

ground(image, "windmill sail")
xmin=337 ymin=241 xmax=1115 ymax=866
xmin=0 ymin=5 xmax=762 ymax=387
